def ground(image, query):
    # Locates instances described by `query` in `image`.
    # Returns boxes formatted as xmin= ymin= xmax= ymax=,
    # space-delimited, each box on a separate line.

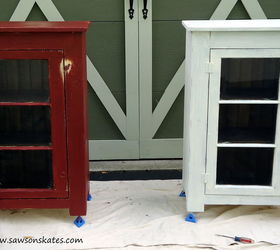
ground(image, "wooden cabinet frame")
xmin=182 ymin=20 xmax=280 ymax=213
xmin=0 ymin=50 xmax=68 ymax=199
xmin=206 ymin=49 xmax=280 ymax=197
xmin=0 ymin=22 xmax=90 ymax=216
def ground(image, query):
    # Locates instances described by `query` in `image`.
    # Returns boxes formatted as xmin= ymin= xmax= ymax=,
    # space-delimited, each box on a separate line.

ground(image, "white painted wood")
xmin=217 ymin=143 xmax=275 ymax=148
xmin=209 ymin=185 xmax=280 ymax=196
xmin=182 ymin=20 xmax=280 ymax=212
xmin=184 ymin=32 xmax=210 ymax=212
xmin=210 ymin=32 xmax=280 ymax=49
xmin=270 ymin=71 xmax=280 ymax=195
xmin=205 ymin=49 xmax=221 ymax=195
xmin=183 ymin=32 xmax=192 ymax=195
xmin=211 ymin=48 xmax=280 ymax=58
xmin=140 ymin=139 xmax=183 ymax=158
xmin=205 ymin=195 xmax=280 ymax=206
xmin=182 ymin=32 xmax=192 ymax=191
xmin=206 ymin=48 xmax=280 ymax=196
xmin=241 ymin=0 xmax=267 ymax=19
xmin=183 ymin=20 xmax=280 ymax=32
xmin=219 ymin=100 xmax=279 ymax=104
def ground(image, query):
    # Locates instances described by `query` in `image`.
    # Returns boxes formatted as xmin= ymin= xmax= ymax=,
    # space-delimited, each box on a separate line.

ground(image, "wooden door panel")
xmin=0 ymin=50 xmax=68 ymax=199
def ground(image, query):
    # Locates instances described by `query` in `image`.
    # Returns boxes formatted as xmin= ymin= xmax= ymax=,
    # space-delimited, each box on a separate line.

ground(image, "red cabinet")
xmin=0 ymin=22 xmax=90 ymax=222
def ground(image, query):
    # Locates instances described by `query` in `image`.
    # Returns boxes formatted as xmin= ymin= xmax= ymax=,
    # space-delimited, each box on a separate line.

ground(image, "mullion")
xmin=218 ymin=57 xmax=279 ymax=145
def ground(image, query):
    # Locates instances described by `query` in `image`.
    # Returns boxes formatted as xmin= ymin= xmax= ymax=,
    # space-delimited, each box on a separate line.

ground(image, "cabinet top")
xmin=0 ymin=21 xmax=90 ymax=32
xmin=182 ymin=19 xmax=280 ymax=32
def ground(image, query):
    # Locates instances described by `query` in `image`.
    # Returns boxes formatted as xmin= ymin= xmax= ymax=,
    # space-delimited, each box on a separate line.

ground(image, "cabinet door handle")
xmin=142 ymin=0 xmax=148 ymax=19
xmin=128 ymin=0 xmax=134 ymax=19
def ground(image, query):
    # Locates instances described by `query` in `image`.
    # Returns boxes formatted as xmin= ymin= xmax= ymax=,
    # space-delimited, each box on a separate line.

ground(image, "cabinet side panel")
xmin=183 ymin=32 xmax=210 ymax=212
xmin=64 ymin=32 xmax=89 ymax=216
xmin=183 ymin=31 xmax=192 ymax=193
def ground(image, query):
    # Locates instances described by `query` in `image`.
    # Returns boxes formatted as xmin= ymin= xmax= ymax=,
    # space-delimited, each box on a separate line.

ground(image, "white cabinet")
xmin=182 ymin=20 xmax=280 ymax=221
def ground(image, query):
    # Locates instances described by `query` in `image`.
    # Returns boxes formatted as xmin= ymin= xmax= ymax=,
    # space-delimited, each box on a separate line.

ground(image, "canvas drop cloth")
xmin=0 ymin=180 xmax=280 ymax=250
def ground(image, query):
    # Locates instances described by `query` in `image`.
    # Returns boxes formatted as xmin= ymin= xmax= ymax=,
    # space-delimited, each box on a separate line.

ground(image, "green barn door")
xmin=84 ymin=0 xmax=140 ymax=160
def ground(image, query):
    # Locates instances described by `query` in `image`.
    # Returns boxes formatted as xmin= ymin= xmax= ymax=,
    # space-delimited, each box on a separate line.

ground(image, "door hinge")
xmin=205 ymin=62 xmax=214 ymax=73
xmin=202 ymin=173 xmax=210 ymax=183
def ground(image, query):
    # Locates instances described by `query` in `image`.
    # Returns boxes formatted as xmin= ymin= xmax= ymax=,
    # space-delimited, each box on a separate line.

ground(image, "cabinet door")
xmin=0 ymin=50 xmax=68 ymax=198
xmin=206 ymin=49 xmax=280 ymax=196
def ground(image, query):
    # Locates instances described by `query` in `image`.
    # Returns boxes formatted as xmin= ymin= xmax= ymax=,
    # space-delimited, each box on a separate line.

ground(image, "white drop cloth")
xmin=0 ymin=180 xmax=279 ymax=250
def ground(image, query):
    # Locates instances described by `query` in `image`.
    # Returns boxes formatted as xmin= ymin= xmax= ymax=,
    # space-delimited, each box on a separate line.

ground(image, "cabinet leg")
xmin=185 ymin=213 xmax=197 ymax=223
xmin=87 ymin=193 xmax=93 ymax=201
xmin=179 ymin=191 xmax=186 ymax=197
xmin=73 ymin=216 xmax=85 ymax=228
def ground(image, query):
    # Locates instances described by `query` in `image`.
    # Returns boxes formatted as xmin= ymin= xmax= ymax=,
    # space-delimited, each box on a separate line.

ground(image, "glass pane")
xmin=0 ymin=106 xmax=51 ymax=146
xmin=217 ymin=147 xmax=273 ymax=185
xmin=220 ymin=58 xmax=280 ymax=100
xmin=0 ymin=59 xmax=49 ymax=102
xmin=218 ymin=104 xmax=277 ymax=143
xmin=0 ymin=150 xmax=52 ymax=188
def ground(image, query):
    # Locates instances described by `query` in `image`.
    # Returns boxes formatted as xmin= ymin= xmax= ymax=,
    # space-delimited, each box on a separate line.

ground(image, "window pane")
xmin=218 ymin=104 xmax=277 ymax=143
xmin=0 ymin=59 xmax=49 ymax=102
xmin=220 ymin=58 xmax=280 ymax=100
xmin=0 ymin=106 xmax=51 ymax=146
xmin=217 ymin=147 xmax=273 ymax=186
xmin=0 ymin=150 xmax=52 ymax=188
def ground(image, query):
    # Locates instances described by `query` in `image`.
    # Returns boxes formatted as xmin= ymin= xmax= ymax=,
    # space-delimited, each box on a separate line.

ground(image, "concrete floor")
xmin=90 ymin=159 xmax=182 ymax=172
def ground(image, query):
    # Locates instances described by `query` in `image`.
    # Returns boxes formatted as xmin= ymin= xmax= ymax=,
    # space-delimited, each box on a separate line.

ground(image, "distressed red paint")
xmin=0 ymin=21 xmax=90 ymax=216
